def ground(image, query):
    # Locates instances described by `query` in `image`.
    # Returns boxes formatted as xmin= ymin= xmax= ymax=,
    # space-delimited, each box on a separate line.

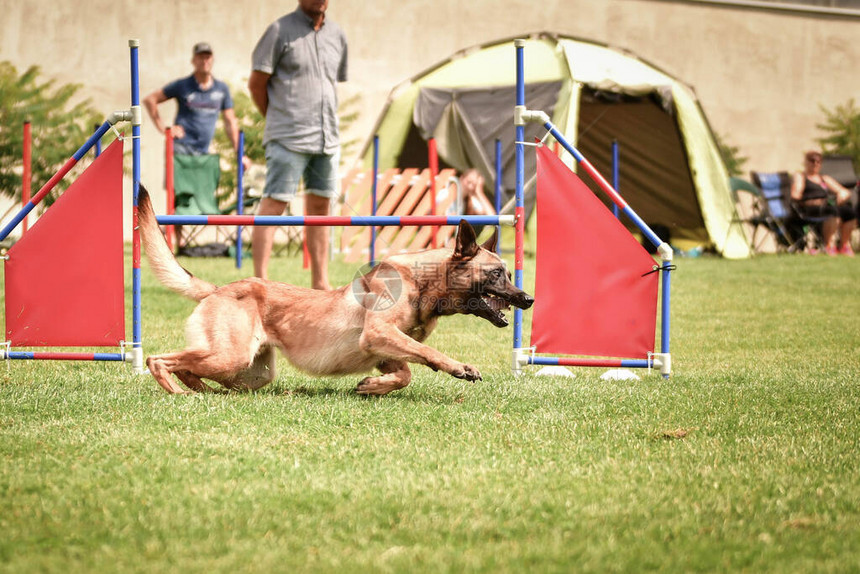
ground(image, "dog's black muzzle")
xmin=509 ymin=290 xmax=534 ymax=310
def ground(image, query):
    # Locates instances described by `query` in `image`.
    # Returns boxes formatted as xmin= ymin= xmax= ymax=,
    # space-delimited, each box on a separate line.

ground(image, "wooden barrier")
xmin=339 ymin=167 xmax=458 ymax=263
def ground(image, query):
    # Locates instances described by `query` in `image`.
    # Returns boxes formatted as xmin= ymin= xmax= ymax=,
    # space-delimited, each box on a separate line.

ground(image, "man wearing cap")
xmin=144 ymin=42 xmax=243 ymax=158
xmin=248 ymin=0 xmax=348 ymax=289
xmin=144 ymin=43 xmax=249 ymax=249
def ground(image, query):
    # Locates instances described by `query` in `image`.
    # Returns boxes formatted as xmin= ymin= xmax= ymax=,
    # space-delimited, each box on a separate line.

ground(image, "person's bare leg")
xmin=819 ymin=217 xmax=839 ymax=253
xmin=839 ymin=218 xmax=856 ymax=253
xmin=252 ymin=197 xmax=288 ymax=280
xmin=305 ymin=193 xmax=332 ymax=290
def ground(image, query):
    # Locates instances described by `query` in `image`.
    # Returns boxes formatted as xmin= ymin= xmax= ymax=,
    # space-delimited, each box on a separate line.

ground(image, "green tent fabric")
xmin=173 ymin=153 xmax=221 ymax=215
xmin=359 ymin=32 xmax=750 ymax=258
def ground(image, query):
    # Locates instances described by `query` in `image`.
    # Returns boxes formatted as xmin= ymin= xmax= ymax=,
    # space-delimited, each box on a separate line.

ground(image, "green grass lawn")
xmin=1 ymin=250 xmax=858 ymax=573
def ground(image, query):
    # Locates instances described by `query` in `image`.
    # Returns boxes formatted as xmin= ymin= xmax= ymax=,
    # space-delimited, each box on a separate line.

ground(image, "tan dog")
xmin=138 ymin=186 xmax=533 ymax=395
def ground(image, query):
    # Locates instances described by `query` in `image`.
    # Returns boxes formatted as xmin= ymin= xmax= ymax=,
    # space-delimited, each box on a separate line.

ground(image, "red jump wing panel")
xmin=5 ymin=140 xmax=125 ymax=347
xmin=530 ymin=145 xmax=658 ymax=359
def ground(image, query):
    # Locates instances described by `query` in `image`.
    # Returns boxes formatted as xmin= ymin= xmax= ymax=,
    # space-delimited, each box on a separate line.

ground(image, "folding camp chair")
xmin=751 ymin=170 xmax=828 ymax=253
xmin=173 ymin=153 xmax=221 ymax=215
xmin=729 ymin=176 xmax=780 ymax=253
xmin=748 ymin=171 xmax=799 ymax=251
xmin=821 ymin=154 xmax=859 ymax=192
xmin=172 ymin=153 xmax=221 ymax=250
xmin=171 ymin=153 xmax=263 ymax=255
xmin=821 ymin=154 xmax=860 ymax=250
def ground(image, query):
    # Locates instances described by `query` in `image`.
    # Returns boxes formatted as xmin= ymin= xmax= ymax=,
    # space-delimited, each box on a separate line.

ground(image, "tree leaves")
xmin=817 ymin=99 xmax=860 ymax=172
xmin=0 ymin=61 xmax=102 ymax=206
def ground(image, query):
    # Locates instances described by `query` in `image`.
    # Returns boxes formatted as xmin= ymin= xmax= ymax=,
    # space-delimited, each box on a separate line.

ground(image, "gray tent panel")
xmin=413 ymin=81 xmax=562 ymax=208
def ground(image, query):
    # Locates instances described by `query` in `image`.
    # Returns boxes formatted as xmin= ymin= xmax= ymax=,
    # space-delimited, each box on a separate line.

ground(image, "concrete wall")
xmin=1 ymin=0 xmax=858 ymax=236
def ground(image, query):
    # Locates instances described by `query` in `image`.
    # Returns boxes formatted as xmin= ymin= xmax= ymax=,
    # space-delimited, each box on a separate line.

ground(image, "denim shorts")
xmin=263 ymin=142 xmax=339 ymax=202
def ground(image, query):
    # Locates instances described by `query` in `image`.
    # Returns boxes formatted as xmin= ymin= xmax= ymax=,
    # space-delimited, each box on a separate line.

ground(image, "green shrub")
xmin=0 ymin=62 xmax=103 ymax=206
xmin=816 ymin=98 xmax=860 ymax=171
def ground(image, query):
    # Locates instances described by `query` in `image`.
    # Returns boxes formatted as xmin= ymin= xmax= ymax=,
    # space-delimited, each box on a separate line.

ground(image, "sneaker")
xmin=807 ymin=247 xmax=820 ymax=255
xmin=839 ymin=243 xmax=855 ymax=257
xmin=825 ymin=245 xmax=839 ymax=256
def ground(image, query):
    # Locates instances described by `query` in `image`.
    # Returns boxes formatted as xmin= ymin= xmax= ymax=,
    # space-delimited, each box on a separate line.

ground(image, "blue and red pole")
xmin=94 ymin=123 xmax=103 ymax=157
xmin=21 ymin=122 xmax=31 ymax=236
xmin=513 ymin=40 xmax=526 ymax=356
xmin=530 ymin=357 xmax=652 ymax=369
xmin=236 ymin=130 xmax=245 ymax=269
xmin=370 ymin=135 xmax=379 ymax=266
xmin=130 ymin=39 xmax=143 ymax=373
xmin=4 ymin=352 xmax=126 ymax=362
xmin=495 ymin=138 xmax=503 ymax=256
xmin=611 ymin=140 xmax=620 ymax=218
xmin=156 ymin=214 xmax=512 ymax=227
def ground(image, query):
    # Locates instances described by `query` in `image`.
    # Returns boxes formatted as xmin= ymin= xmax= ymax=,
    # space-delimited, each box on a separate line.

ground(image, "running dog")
xmin=138 ymin=186 xmax=533 ymax=395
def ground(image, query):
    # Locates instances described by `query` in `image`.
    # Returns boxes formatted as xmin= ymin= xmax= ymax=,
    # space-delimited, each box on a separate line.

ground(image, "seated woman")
xmin=790 ymin=150 xmax=856 ymax=256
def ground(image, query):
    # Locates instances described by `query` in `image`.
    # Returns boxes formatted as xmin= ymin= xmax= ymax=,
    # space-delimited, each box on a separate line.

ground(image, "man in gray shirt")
xmin=248 ymin=0 xmax=348 ymax=289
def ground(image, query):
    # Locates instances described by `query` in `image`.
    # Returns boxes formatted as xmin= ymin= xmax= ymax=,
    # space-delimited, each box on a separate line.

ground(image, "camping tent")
xmin=358 ymin=32 xmax=750 ymax=258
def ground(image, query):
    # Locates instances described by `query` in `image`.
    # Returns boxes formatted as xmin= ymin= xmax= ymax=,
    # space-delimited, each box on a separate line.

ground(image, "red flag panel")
xmin=5 ymin=140 xmax=125 ymax=347
xmin=530 ymin=145 xmax=658 ymax=358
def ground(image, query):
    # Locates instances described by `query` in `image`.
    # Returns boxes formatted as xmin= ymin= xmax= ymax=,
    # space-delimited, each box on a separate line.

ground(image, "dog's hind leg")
xmin=147 ymin=355 xmax=194 ymax=394
xmin=356 ymin=360 xmax=412 ymax=396
xmin=146 ymin=348 xmax=259 ymax=394
xmin=175 ymin=371 xmax=218 ymax=393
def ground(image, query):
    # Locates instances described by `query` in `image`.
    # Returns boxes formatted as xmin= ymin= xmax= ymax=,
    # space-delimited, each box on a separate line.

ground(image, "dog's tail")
xmin=137 ymin=185 xmax=218 ymax=302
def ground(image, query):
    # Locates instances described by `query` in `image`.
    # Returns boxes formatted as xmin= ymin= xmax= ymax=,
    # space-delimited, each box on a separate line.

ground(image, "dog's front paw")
xmin=453 ymin=363 xmax=482 ymax=382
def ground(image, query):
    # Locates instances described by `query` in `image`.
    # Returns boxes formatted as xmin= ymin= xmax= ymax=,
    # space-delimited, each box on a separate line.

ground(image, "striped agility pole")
xmin=494 ymin=138 xmax=503 ymax=256
xmin=21 ymin=122 xmax=31 ymax=235
xmin=611 ymin=139 xmax=620 ymax=219
xmin=530 ymin=357 xmax=653 ymax=369
xmin=428 ymin=138 xmax=439 ymax=248
xmin=235 ymin=130 xmax=245 ymax=269
xmin=3 ymin=352 xmax=126 ymax=362
xmin=94 ymin=123 xmax=103 ymax=157
xmin=512 ymin=40 xmax=527 ymax=371
xmin=130 ymin=39 xmax=144 ymax=375
xmin=370 ymin=134 xmax=379 ymax=266
xmin=156 ymin=214 xmax=515 ymax=227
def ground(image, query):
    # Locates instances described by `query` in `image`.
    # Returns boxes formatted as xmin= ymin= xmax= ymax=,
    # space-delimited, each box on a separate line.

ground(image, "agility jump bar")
xmin=1 ymin=351 xmax=126 ymax=362
xmin=529 ymin=356 xmax=654 ymax=369
xmin=155 ymin=214 xmax=515 ymax=227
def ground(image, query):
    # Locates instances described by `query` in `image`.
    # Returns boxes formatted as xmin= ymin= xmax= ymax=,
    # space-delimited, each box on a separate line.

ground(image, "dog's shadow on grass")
xmin=277 ymin=385 xmax=347 ymax=399
xmin=254 ymin=381 xmax=465 ymax=405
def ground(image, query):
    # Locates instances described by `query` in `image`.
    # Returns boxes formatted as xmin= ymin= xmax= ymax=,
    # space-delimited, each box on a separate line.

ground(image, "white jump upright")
xmin=510 ymin=38 xmax=673 ymax=378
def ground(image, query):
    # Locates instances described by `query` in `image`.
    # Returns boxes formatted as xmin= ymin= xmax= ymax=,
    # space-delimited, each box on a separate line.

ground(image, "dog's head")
xmin=442 ymin=220 xmax=534 ymax=328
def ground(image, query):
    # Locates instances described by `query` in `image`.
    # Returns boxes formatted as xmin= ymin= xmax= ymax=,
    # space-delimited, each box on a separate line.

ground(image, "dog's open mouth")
xmin=475 ymin=294 xmax=513 ymax=327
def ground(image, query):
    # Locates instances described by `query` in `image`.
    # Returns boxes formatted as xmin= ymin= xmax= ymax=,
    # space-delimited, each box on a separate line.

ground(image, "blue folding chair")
xmin=751 ymin=171 xmax=826 ymax=253
xmin=750 ymin=171 xmax=796 ymax=250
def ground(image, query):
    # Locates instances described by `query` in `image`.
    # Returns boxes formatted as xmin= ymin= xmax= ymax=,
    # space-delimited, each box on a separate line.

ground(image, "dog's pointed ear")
xmin=453 ymin=219 xmax=479 ymax=259
xmin=480 ymin=228 xmax=498 ymax=252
